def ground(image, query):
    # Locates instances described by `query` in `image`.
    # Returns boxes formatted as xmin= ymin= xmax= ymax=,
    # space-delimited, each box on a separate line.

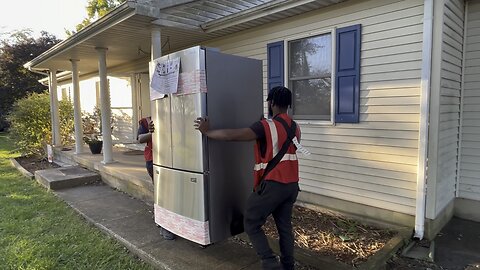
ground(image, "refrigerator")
xmin=151 ymin=46 xmax=263 ymax=245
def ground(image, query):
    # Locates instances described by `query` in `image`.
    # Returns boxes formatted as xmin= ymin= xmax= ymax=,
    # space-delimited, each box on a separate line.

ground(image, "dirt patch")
xmin=15 ymin=156 xmax=60 ymax=174
xmin=231 ymin=236 xmax=318 ymax=270
xmin=263 ymin=205 xmax=397 ymax=268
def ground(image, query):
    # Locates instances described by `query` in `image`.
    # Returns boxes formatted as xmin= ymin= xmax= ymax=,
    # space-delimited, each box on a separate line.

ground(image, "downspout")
xmin=455 ymin=1 xmax=468 ymax=198
xmin=415 ymin=0 xmax=434 ymax=240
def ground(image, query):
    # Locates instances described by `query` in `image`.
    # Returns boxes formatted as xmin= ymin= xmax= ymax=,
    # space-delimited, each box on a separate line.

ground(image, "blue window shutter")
xmin=267 ymin=41 xmax=284 ymax=90
xmin=335 ymin=24 xmax=361 ymax=123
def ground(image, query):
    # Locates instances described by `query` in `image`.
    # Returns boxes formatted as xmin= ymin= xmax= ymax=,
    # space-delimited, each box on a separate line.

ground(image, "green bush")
xmin=7 ymin=92 xmax=74 ymax=156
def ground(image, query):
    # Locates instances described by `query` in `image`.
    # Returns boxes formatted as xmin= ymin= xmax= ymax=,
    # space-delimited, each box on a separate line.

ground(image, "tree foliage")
xmin=0 ymin=30 xmax=61 ymax=131
xmin=7 ymin=92 xmax=74 ymax=157
xmin=66 ymin=0 xmax=126 ymax=36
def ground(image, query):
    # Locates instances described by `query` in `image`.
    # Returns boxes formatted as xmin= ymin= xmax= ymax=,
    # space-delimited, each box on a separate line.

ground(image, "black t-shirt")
xmin=250 ymin=120 xmax=267 ymax=158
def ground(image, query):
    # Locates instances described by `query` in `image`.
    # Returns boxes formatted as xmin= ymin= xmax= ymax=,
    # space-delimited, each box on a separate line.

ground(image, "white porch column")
xmin=49 ymin=69 xmax=61 ymax=146
xmin=96 ymin=47 xmax=113 ymax=164
xmin=148 ymin=26 xmax=162 ymax=115
xmin=70 ymin=59 xmax=83 ymax=154
xmin=151 ymin=26 xmax=162 ymax=61
xmin=150 ymin=27 xmax=162 ymax=107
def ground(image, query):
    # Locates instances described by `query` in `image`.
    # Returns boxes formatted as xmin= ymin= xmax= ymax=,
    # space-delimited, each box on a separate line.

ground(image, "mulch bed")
xmin=15 ymin=155 xmax=60 ymax=174
xmin=264 ymin=205 xmax=396 ymax=267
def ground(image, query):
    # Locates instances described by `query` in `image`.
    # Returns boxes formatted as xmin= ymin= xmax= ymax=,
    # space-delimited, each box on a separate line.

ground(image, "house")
xmin=24 ymin=0 xmax=480 ymax=240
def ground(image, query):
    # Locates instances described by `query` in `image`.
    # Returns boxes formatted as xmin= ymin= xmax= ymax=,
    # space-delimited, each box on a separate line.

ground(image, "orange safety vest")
xmin=253 ymin=113 xmax=300 ymax=189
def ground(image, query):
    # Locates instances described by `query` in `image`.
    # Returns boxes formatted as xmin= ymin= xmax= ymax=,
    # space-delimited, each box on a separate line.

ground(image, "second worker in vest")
xmin=194 ymin=86 xmax=301 ymax=270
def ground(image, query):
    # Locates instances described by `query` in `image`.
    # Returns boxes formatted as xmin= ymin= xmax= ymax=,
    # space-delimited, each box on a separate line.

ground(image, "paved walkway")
xmin=54 ymin=183 xmax=263 ymax=270
xmin=435 ymin=217 xmax=480 ymax=270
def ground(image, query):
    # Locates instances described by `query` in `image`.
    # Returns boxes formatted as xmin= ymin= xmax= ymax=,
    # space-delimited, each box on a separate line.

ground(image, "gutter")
xmin=415 ymin=0 xmax=434 ymax=240
xmin=24 ymin=2 xmax=136 ymax=70
xmin=28 ymin=68 xmax=49 ymax=77
xmin=38 ymin=71 xmax=72 ymax=86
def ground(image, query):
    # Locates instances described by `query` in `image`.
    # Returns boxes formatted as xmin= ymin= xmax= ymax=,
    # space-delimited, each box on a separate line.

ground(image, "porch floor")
xmin=54 ymin=145 xmax=154 ymax=203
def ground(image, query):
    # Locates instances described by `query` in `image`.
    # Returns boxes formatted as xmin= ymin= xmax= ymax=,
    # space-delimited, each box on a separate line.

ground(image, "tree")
xmin=0 ymin=30 xmax=61 ymax=131
xmin=66 ymin=0 xmax=126 ymax=36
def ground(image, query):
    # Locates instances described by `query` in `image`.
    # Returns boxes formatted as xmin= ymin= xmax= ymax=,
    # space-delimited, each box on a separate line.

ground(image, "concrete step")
xmin=401 ymin=240 xmax=435 ymax=262
xmin=53 ymin=147 xmax=154 ymax=204
xmin=35 ymin=166 xmax=101 ymax=190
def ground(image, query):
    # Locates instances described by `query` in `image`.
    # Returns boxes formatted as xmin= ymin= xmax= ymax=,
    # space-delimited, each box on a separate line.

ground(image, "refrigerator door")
xmin=169 ymin=46 xmax=207 ymax=173
xmin=151 ymin=95 xmax=172 ymax=168
xmin=171 ymin=93 xmax=206 ymax=173
xmin=151 ymin=46 xmax=205 ymax=169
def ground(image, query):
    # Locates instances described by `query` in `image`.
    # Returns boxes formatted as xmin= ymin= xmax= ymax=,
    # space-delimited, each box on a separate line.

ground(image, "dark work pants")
xmin=244 ymin=181 xmax=299 ymax=270
xmin=146 ymin=160 xmax=153 ymax=180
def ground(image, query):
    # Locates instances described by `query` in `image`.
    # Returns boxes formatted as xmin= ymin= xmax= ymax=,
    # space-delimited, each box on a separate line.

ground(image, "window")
xmin=268 ymin=24 xmax=361 ymax=123
xmin=288 ymin=33 xmax=332 ymax=120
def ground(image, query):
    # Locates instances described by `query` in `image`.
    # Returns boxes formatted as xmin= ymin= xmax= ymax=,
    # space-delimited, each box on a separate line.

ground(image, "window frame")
xmin=283 ymin=28 xmax=336 ymax=126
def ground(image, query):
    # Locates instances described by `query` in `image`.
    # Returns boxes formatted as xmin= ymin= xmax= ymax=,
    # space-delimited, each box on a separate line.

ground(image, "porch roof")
xmin=25 ymin=0 xmax=345 ymax=75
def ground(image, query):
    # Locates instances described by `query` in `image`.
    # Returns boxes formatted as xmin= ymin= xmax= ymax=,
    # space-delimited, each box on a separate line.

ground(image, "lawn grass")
xmin=0 ymin=133 xmax=152 ymax=270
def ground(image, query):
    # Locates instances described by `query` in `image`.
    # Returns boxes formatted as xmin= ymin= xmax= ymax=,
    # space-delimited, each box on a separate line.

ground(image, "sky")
xmin=0 ymin=0 xmax=89 ymax=40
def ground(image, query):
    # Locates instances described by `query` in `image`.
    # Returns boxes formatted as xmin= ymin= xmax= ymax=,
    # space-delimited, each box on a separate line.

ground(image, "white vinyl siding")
xmin=206 ymin=0 xmax=423 ymax=215
xmin=459 ymin=0 xmax=480 ymax=201
xmin=434 ymin=0 xmax=464 ymax=216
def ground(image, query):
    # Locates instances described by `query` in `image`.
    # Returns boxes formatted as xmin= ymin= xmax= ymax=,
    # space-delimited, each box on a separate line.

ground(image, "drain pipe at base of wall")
xmin=415 ymin=0 xmax=434 ymax=240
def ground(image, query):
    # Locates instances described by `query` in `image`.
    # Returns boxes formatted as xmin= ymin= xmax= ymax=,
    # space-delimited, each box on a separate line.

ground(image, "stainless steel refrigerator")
xmin=151 ymin=46 xmax=263 ymax=245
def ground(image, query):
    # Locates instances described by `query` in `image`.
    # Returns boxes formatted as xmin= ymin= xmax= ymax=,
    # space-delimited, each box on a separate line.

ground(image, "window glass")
xmin=292 ymin=78 xmax=331 ymax=119
xmin=289 ymin=33 xmax=332 ymax=120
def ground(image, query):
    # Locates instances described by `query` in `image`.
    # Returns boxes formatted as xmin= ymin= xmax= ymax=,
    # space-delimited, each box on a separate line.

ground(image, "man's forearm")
xmin=138 ymin=133 xmax=152 ymax=143
xmin=195 ymin=117 xmax=257 ymax=141
xmin=204 ymin=129 xmax=238 ymax=141
xmin=203 ymin=128 xmax=257 ymax=141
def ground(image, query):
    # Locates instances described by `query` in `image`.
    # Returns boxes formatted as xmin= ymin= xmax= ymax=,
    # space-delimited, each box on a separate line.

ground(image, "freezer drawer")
xmin=154 ymin=165 xmax=206 ymax=221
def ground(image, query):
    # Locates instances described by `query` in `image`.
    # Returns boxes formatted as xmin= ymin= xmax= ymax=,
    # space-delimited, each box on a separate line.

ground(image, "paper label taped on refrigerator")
xmin=150 ymin=57 xmax=180 ymax=98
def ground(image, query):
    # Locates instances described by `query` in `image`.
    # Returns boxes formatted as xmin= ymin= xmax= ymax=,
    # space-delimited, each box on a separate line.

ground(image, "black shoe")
xmin=261 ymin=257 xmax=282 ymax=270
xmin=160 ymin=227 xmax=176 ymax=240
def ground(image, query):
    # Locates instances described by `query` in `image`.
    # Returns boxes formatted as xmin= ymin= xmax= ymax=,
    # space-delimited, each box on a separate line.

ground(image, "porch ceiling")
xmin=26 ymin=14 xmax=157 ymax=74
xmin=25 ymin=0 xmax=345 ymax=75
